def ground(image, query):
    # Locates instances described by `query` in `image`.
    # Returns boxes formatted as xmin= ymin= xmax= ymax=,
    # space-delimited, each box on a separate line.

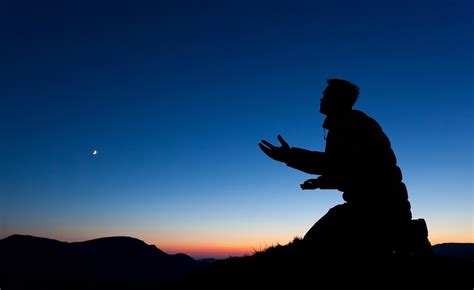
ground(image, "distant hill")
xmin=0 ymin=234 xmax=215 ymax=290
xmin=432 ymin=243 xmax=474 ymax=262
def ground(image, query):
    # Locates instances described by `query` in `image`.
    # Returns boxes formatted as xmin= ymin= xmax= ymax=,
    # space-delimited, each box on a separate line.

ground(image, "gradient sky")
xmin=1 ymin=0 xmax=472 ymax=259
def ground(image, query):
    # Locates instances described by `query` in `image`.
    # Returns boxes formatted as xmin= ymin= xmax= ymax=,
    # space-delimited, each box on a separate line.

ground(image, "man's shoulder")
xmin=324 ymin=110 xmax=383 ymax=131
xmin=350 ymin=110 xmax=383 ymax=131
xmin=351 ymin=109 xmax=370 ymax=119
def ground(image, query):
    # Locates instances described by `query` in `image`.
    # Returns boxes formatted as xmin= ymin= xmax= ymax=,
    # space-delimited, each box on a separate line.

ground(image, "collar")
xmin=322 ymin=110 xmax=367 ymax=130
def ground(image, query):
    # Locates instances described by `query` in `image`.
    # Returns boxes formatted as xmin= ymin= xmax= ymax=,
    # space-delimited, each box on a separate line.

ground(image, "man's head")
xmin=320 ymin=79 xmax=359 ymax=115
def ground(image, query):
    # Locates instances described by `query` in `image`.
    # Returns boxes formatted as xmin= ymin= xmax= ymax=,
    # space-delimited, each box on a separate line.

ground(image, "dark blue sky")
xmin=1 ymin=0 xmax=472 ymax=258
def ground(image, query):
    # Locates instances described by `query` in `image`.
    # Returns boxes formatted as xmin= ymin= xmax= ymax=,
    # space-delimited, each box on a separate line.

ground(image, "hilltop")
xmin=0 ymin=234 xmax=213 ymax=290
xmin=1 ymin=234 xmax=472 ymax=289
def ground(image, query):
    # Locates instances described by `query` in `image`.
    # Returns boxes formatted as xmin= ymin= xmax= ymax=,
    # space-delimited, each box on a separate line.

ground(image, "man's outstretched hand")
xmin=259 ymin=134 xmax=291 ymax=163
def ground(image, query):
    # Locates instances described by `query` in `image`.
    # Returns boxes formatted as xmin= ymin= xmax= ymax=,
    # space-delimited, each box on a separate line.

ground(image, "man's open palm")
xmin=259 ymin=135 xmax=291 ymax=163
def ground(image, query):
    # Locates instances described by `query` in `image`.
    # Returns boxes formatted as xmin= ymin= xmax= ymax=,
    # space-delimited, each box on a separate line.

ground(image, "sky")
xmin=1 ymin=0 xmax=472 ymax=259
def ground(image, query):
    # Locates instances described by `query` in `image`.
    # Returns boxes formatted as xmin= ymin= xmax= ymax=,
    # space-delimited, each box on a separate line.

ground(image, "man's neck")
xmin=324 ymin=109 xmax=353 ymax=118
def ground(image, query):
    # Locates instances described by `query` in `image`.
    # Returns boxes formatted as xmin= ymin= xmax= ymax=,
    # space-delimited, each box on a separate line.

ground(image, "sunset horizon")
xmin=2 ymin=223 xmax=472 ymax=259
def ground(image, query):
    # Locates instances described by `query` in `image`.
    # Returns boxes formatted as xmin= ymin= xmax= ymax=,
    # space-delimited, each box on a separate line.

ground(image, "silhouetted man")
xmin=259 ymin=79 xmax=412 ymax=254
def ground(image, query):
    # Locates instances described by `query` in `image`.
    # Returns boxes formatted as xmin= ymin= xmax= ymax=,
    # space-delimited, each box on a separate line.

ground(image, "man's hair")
xmin=326 ymin=79 xmax=359 ymax=108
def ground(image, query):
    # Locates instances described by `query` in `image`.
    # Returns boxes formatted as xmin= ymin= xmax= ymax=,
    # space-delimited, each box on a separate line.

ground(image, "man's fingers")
xmin=259 ymin=143 xmax=273 ymax=155
xmin=277 ymin=135 xmax=289 ymax=148
xmin=260 ymin=140 xmax=276 ymax=149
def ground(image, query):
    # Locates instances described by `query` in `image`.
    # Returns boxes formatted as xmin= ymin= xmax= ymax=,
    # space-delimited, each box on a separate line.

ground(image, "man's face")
xmin=319 ymin=86 xmax=336 ymax=115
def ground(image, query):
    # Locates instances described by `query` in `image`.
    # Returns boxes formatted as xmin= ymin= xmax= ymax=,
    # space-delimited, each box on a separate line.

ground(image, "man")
xmin=259 ymin=79 xmax=412 ymax=254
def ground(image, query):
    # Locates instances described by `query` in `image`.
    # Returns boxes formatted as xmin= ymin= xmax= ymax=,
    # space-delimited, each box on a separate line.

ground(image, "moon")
xmin=92 ymin=149 xmax=97 ymax=155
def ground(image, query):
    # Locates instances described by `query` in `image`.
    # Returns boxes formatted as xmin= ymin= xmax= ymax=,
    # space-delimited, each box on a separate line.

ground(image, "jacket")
xmin=286 ymin=110 xmax=411 ymax=217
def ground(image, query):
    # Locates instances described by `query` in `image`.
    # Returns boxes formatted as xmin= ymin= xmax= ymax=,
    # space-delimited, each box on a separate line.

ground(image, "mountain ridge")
xmin=0 ymin=234 xmax=215 ymax=290
xmin=4 ymin=234 xmax=471 ymax=259
xmin=1 ymin=234 xmax=472 ymax=289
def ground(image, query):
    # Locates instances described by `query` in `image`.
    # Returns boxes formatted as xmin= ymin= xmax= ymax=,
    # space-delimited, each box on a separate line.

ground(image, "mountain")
xmin=0 ymin=234 xmax=215 ymax=290
xmin=432 ymin=243 xmax=474 ymax=262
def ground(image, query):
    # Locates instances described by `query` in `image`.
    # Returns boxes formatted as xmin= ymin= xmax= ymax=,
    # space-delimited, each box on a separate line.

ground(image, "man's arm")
xmin=285 ymin=147 xmax=327 ymax=175
xmin=259 ymin=135 xmax=326 ymax=175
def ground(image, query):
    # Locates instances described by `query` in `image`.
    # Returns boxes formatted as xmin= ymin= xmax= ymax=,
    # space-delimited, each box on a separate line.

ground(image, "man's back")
xmin=323 ymin=109 xmax=410 ymax=215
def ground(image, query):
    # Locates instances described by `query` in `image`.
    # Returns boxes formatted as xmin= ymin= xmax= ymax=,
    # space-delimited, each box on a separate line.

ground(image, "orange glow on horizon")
xmin=151 ymin=231 xmax=473 ymax=259
xmin=8 ymin=226 xmax=471 ymax=260
xmin=158 ymin=243 xmax=257 ymax=259
xmin=146 ymin=233 xmax=299 ymax=259
xmin=428 ymin=232 xmax=473 ymax=246
xmin=150 ymin=237 xmax=293 ymax=259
